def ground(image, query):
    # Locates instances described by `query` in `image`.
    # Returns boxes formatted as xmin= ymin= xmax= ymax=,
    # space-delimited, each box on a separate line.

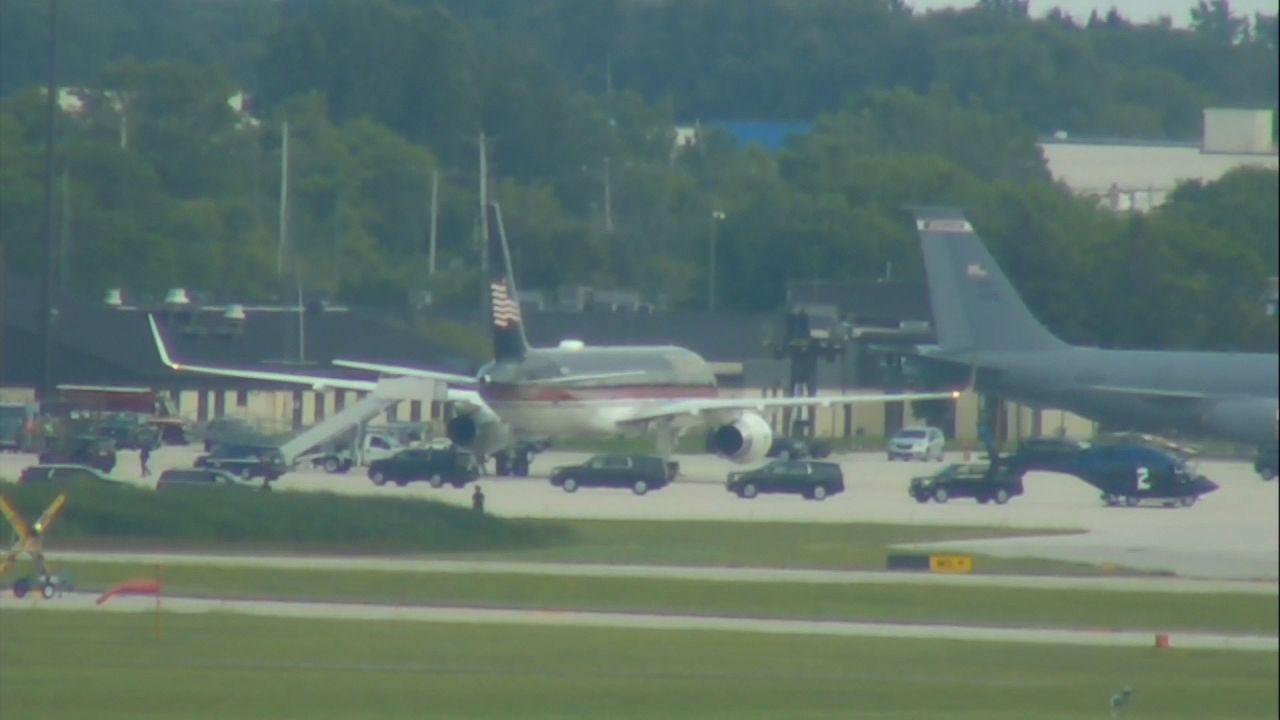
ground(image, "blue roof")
xmin=706 ymin=120 xmax=812 ymax=151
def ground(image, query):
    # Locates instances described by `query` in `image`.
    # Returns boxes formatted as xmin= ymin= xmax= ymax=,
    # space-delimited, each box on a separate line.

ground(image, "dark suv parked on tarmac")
xmin=195 ymin=443 xmax=288 ymax=481
xmin=367 ymin=447 xmax=480 ymax=488
xmin=726 ymin=460 xmax=845 ymax=500
xmin=549 ymin=454 xmax=676 ymax=495
xmin=1255 ymin=445 xmax=1278 ymax=481
xmin=909 ymin=462 xmax=1024 ymax=504
xmin=38 ymin=435 xmax=117 ymax=473
xmin=19 ymin=464 xmax=120 ymax=485
xmin=157 ymin=467 xmax=263 ymax=490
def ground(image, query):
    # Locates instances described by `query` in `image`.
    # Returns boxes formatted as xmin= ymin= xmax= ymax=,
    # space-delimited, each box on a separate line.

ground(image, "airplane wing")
xmin=331 ymin=360 xmax=477 ymax=386
xmin=334 ymin=359 xmax=644 ymax=387
xmin=1086 ymin=385 xmax=1209 ymax=400
xmin=149 ymin=315 xmax=378 ymax=392
xmin=527 ymin=371 xmax=650 ymax=386
xmin=618 ymin=390 xmax=960 ymax=426
xmin=149 ymin=315 xmax=480 ymax=407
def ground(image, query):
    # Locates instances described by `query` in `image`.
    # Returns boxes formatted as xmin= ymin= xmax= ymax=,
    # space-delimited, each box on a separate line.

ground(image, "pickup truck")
xmin=549 ymin=454 xmax=677 ymax=495
xmin=297 ymin=430 xmax=404 ymax=474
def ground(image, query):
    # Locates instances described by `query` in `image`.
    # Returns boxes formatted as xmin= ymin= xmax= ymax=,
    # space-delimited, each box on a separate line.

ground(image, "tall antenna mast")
xmin=276 ymin=120 xmax=290 ymax=277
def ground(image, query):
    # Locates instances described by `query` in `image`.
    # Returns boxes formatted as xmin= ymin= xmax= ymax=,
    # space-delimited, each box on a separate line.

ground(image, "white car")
xmin=887 ymin=426 xmax=945 ymax=461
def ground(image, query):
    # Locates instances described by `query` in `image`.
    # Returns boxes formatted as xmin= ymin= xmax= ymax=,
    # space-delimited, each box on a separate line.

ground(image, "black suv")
xmin=367 ymin=447 xmax=480 ymax=488
xmin=549 ymin=454 xmax=676 ymax=495
xmin=1256 ymin=445 xmax=1278 ymax=481
xmin=195 ymin=443 xmax=288 ymax=481
xmin=38 ymin=435 xmax=117 ymax=473
xmin=157 ymin=467 xmax=263 ymax=490
xmin=909 ymin=463 xmax=1024 ymax=504
xmin=726 ymin=460 xmax=845 ymax=501
xmin=19 ymin=464 xmax=120 ymax=485
xmin=95 ymin=414 xmax=160 ymax=451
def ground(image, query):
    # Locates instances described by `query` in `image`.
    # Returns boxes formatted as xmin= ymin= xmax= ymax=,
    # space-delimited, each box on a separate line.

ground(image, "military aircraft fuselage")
xmin=956 ymin=347 xmax=1279 ymax=445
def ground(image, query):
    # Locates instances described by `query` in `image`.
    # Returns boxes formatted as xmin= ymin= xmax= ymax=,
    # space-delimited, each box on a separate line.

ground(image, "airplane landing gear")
xmin=492 ymin=443 xmax=536 ymax=477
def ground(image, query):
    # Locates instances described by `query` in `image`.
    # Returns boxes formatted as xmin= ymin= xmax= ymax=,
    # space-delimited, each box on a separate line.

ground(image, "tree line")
xmin=0 ymin=0 xmax=1275 ymax=352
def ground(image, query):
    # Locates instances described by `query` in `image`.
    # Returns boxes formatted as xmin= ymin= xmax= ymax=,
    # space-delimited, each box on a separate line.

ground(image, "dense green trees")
xmin=0 ymin=0 xmax=1274 ymax=352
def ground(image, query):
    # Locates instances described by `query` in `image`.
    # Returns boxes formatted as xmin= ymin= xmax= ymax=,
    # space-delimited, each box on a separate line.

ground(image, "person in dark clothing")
xmin=139 ymin=445 xmax=152 ymax=477
xmin=471 ymin=484 xmax=485 ymax=513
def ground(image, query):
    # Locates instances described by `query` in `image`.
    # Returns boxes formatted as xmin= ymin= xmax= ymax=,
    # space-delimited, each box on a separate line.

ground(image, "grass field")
xmin=5 ymin=480 xmax=1102 ymax=575
xmin=0 ymin=479 xmax=569 ymax=553
xmin=1 ymin=612 xmax=1274 ymax=719
xmin=43 ymin=561 xmax=1279 ymax=634
xmin=433 ymin=519 xmax=1092 ymax=573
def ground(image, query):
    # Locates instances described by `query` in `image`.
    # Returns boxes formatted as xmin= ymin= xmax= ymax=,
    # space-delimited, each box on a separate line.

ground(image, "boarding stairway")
xmin=277 ymin=377 xmax=446 ymax=466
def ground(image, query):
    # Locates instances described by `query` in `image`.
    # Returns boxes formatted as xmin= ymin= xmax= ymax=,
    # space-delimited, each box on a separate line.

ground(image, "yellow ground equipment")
xmin=1 ymin=493 xmax=74 ymax=598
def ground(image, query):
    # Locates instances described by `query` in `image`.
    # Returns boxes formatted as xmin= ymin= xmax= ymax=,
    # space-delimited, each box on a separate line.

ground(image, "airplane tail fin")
xmin=486 ymin=202 xmax=530 ymax=362
xmin=914 ymin=208 xmax=1065 ymax=355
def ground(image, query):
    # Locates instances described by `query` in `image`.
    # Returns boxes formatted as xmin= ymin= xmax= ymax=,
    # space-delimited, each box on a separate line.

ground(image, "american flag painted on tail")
xmin=491 ymin=279 xmax=522 ymax=328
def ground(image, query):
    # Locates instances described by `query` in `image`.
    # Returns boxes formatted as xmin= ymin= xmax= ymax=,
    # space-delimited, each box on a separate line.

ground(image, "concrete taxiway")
xmin=46 ymin=551 xmax=1278 ymax=595
xmin=3 ymin=591 xmax=1275 ymax=652
xmin=3 ymin=446 xmax=1276 ymax=579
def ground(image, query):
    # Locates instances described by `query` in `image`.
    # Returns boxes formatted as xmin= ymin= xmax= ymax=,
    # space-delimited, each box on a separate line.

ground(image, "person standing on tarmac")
xmin=472 ymin=484 xmax=485 ymax=513
xmin=139 ymin=445 xmax=152 ymax=477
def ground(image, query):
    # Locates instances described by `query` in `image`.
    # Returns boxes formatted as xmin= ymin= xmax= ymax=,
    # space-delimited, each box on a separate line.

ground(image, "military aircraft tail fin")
xmin=913 ymin=207 xmax=1066 ymax=355
xmin=486 ymin=202 xmax=530 ymax=362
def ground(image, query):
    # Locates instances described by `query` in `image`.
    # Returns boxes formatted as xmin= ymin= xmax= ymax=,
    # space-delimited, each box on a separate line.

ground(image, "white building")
xmin=1039 ymin=108 xmax=1278 ymax=212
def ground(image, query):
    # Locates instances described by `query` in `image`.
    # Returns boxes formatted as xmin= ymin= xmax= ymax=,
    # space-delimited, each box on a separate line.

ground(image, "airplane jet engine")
xmin=1200 ymin=398 xmax=1279 ymax=447
xmin=446 ymin=407 xmax=513 ymax=459
xmin=708 ymin=412 xmax=773 ymax=465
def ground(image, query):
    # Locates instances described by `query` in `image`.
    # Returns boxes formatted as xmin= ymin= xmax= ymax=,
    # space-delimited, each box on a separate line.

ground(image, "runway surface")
xmin=3 ymin=446 xmax=1277 ymax=579
xmin=3 ymin=591 xmax=1275 ymax=652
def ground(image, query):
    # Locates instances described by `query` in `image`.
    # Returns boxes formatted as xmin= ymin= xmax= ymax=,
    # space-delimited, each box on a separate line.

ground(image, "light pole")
xmin=38 ymin=0 xmax=59 ymax=401
xmin=707 ymin=209 xmax=725 ymax=312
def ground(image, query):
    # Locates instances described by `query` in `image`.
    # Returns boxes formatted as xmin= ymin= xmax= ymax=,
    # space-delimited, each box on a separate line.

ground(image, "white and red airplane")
xmin=150 ymin=204 xmax=956 ymax=469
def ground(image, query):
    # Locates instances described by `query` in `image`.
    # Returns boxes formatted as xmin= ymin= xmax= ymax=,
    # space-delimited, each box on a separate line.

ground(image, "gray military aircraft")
xmin=912 ymin=207 xmax=1278 ymax=447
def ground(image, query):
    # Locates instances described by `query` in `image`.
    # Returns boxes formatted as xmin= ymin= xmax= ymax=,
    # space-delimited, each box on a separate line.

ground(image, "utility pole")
xmin=603 ymin=157 xmax=613 ymax=235
xmin=58 ymin=167 xmax=70 ymax=291
xmin=478 ymin=131 xmax=489 ymax=310
xmin=295 ymin=269 xmax=305 ymax=364
xmin=428 ymin=169 xmax=439 ymax=274
xmin=276 ymin=120 xmax=290 ymax=277
xmin=707 ymin=209 xmax=725 ymax=312
xmin=38 ymin=0 xmax=59 ymax=401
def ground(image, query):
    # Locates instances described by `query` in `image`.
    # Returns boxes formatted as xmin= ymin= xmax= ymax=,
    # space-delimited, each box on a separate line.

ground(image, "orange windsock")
xmin=96 ymin=578 xmax=162 ymax=605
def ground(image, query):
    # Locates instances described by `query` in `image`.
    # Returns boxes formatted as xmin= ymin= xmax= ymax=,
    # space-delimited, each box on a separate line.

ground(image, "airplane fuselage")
xmin=956 ymin=347 xmax=1279 ymax=445
xmin=477 ymin=345 xmax=718 ymax=437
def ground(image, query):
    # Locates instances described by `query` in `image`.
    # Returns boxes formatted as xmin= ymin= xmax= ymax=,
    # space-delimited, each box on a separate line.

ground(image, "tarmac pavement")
xmin=3 ymin=446 xmax=1276 ymax=580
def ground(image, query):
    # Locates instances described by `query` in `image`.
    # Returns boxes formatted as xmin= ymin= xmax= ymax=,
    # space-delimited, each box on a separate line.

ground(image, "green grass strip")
xmin=2 ymin=612 xmax=1275 ymax=719
xmin=45 ymin=562 xmax=1279 ymax=634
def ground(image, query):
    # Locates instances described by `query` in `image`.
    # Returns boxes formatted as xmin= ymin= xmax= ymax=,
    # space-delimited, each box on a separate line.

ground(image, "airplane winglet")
xmin=148 ymin=314 xmax=182 ymax=370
